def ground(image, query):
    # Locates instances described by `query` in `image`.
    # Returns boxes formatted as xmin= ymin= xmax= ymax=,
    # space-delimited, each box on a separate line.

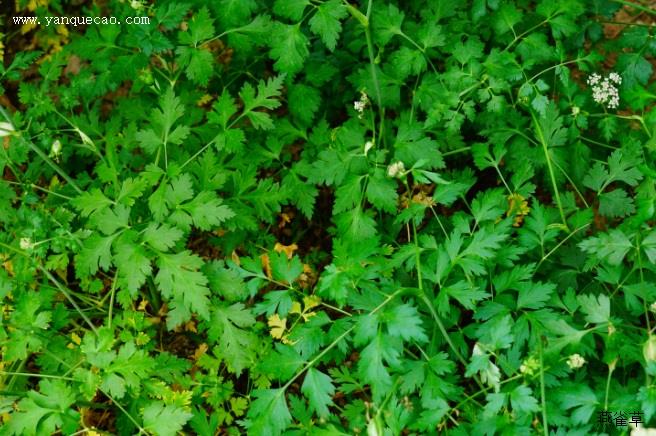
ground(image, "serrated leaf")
xmin=143 ymin=222 xmax=184 ymax=252
xmin=270 ymin=23 xmax=309 ymax=74
xmin=577 ymin=294 xmax=610 ymax=324
xmin=208 ymin=303 xmax=257 ymax=375
xmin=75 ymin=234 xmax=116 ymax=277
xmin=244 ymin=388 xmax=292 ymax=435
xmin=155 ymin=251 xmax=211 ymax=327
xmin=301 ymin=368 xmax=335 ymax=418
xmin=143 ymin=401 xmax=193 ymax=436
xmin=516 ymin=281 xmax=556 ymax=310
xmin=309 ymin=0 xmax=348 ymax=51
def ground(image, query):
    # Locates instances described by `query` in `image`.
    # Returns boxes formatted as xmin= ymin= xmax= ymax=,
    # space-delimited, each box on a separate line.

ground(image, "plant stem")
xmin=531 ymin=111 xmax=569 ymax=231
xmin=538 ymin=334 xmax=549 ymax=434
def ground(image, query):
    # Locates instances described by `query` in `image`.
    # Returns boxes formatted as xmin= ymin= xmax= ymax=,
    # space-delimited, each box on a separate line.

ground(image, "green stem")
xmin=23 ymin=137 xmax=83 ymax=194
xmin=538 ymin=334 xmax=549 ymax=434
xmin=611 ymin=0 xmax=656 ymax=15
xmin=531 ymin=111 xmax=569 ymax=231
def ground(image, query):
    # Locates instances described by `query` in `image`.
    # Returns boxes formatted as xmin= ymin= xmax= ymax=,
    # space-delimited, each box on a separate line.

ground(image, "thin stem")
xmin=22 ymin=137 xmax=83 ymax=194
xmin=538 ymin=334 xmax=549 ymax=434
xmin=0 ymin=371 xmax=76 ymax=381
xmin=107 ymin=270 xmax=119 ymax=329
xmin=603 ymin=362 xmax=615 ymax=410
xmin=536 ymin=223 xmax=590 ymax=271
xmin=39 ymin=265 xmax=99 ymax=336
xmin=611 ymin=0 xmax=656 ymax=16
xmin=531 ymin=111 xmax=569 ymax=231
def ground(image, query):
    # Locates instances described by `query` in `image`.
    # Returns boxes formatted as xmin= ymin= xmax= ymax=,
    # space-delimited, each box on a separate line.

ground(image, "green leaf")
xmin=598 ymin=188 xmax=635 ymax=218
xmin=579 ymin=229 xmax=633 ymax=265
xmin=155 ymin=251 xmax=211 ymax=327
xmin=301 ymin=368 xmax=335 ymax=418
xmin=516 ymin=281 xmax=556 ymax=310
xmin=274 ymin=0 xmax=310 ymax=21
xmin=177 ymin=46 xmax=214 ymax=86
xmin=577 ymin=294 xmax=610 ymax=324
xmin=269 ymin=23 xmax=309 ymax=74
xmin=143 ymin=401 xmax=193 ymax=436
xmin=239 ymin=75 xmax=285 ymax=129
xmin=366 ymin=169 xmax=398 ymax=213
xmin=178 ymin=6 xmax=215 ymax=45
xmin=101 ymin=341 xmax=155 ymax=399
xmin=208 ymin=303 xmax=258 ymax=375
xmin=384 ymin=303 xmax=428 ymax=343
xmin=642 ymin=229 xmax=656 ymax=264
xmin=180 ymin=191 xmax=235 ymax=230
xmin=358 ymin=333 xmax=400 ymax=401
xmin=5 ymin=380 xmax=79 ymax=436
xmin=75 ymin=234 xmax=116 ymax=277
xmin=114 ymin=231 xmax=152 ymax=297
xmin=270 ymin=251 xmax=303 ymax=284
xmin=143 ymin=222 xmax=184 ymax=252
xmin=510 ymin=385 xmax=540 ymax=414
xmin=71 ymin=189 xmax=113 ymax=217
xmin=244 ymin=388 xmax=292 ymax=435
xmin=204 ymin=261 xmax=246 ymax=302
xmin=259 ymin=344 xmax=305 ymax=380
xmin=373 ymin=3 xmax=404 ymax=46
xmin=309 ymin=0 xmax=348 ymax=51
xmin=556 ymin=383 xmax=599 ymax=425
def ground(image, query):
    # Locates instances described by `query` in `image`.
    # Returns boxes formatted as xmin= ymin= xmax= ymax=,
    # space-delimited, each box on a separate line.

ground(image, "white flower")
xmin=20 ymin=237 xmax=35 ymax=250
xmin=50 ymin=140 xmax=62 ymax=159
xmin=364 ymin=140 xmax=373 ymax=155
xmin=587 ymin=72 xmax=621 ymax=109
xmin=566 ymin=353 xmax=586 ymax=369
xmin=0 ymin=121 xmax=15 ymax=137
xmin=353 ymin=92 xmax=369 ymax=119
xmin=387 ymin=161 xmax=405 ymax=178
xmin=650 ymin=302 xmax=656 ymax=314
xmin=609 ymin=72 xmax=622 ymax=85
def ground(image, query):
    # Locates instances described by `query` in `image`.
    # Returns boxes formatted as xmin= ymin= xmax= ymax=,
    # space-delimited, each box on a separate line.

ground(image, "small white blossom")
xmin=0 ymin=121 xmax=15 ymax=137
xmin=587 ymin=72 xmax=621 ymax=109
xmin=364 ymin=140 xmax=373 ymax=155
xmin=353 ymin=92 xmax=369 ymax=119
xmin=566 ymin=353 xmax=586 ymax=369
xmin=609 ymin=72 xmax=622 ymax=85
xmin=20 ymin=237 xmax=35 ymax=250
xmin=50 ymin=139 xmax=62 ymax=161
xmin=387 ymin=161 xmax=405 ymax=178
xmin=650 ymin=302 xmax=656 ymax=314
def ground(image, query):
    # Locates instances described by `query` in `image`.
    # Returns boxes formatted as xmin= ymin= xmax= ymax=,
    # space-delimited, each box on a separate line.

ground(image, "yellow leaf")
xmin=274 ymin=242 xmax=298 ymax=259
xmin=303 ymin=295 xmax=321 ymax=310
xmin=196 ymin=94 xmax=213 ymax=106
xmin=70 ymin=332 xmax=82 ymax=345
xmin=267 ymin=313 xmax=287 ymax=339
xmin=290 ymin=301 xmax=302 ymax=315
xmin=193 ymin=343 xmax=208 ymax=361
xmin=260 ymin=253 xmax=272 ymax=279
xmin=138 ymin=300 xmax=149 ymax=311
xmin=507 ymin=193 xmax=530 ymax=227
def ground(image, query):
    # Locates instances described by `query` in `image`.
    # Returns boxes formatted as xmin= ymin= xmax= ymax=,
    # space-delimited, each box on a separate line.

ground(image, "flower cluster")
xmin=566 ymin=353 xmax=586 ymax=369
xmin=387 ymin=161 xmax=405 ymax=178
xmin=587 ymin=72 xmax=621 ymax=109
xmin=19 ymin=237 xmax=35 ymax=250
xmin=353 ymin=91 xmax=369 ymax=119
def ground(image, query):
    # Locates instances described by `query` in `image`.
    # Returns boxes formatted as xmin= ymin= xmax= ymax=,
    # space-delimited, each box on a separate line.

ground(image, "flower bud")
xmin=644 ymin=336 xmax=656 ymax=362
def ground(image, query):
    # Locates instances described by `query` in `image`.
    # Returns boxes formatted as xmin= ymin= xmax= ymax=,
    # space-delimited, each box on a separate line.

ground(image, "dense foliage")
xmin=1 ymin=0 xmax=656 ymax=434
